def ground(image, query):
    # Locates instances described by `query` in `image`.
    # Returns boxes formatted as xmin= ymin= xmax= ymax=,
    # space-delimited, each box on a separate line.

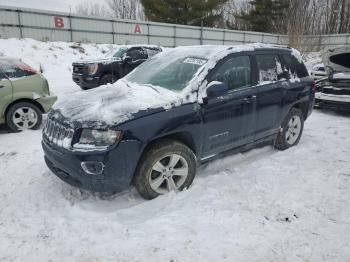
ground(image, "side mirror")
xmin=206 ymin=81 xmax=228 ymax=98
xmin=124 ymin=56 xmax=132 ymax=63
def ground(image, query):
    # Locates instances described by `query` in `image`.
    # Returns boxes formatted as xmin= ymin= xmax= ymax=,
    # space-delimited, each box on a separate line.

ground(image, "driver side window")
xmin=211 ymin=56 xmax=251 ymax=91
xmin=127 ymin=48 xmax=148 ymax=62
xmin=0 ymin=70 xmax=5 ymax=80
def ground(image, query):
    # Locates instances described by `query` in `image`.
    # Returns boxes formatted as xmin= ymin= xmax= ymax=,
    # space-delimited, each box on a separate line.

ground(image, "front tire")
xmin=100 ymin=74 xmax=117 ymax=86
xmin=6 ymin=102 xmax=42 ymax=132
xmin=134 ymin=140 xmax=197 ymax=200
xmin=274 ymin=108 xmax=304 ymax=150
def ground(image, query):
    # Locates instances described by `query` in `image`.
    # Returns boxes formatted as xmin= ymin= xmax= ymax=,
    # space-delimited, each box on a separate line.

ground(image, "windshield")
xmin=105 ymin=47 xmax=128 ymax=58
xmin=126 ymin=55 xmax=207 ymax=91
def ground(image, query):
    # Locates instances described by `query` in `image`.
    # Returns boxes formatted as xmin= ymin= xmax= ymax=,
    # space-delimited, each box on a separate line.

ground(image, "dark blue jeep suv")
xmin=42 ymin=44 xmax=315 ymax=199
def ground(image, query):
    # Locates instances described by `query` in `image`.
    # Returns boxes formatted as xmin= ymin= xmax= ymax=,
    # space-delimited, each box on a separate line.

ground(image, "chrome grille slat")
xmin=43 ymin=117 xmax=74 ymax=149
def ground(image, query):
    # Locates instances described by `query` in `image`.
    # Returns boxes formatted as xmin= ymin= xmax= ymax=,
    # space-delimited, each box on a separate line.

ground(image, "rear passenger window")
xmin=146 ymin=48 xmax=160 ymax=57
xmin=211 ymin=56 xmax=251 ymax=91
xmin=0 ymin=70 xmax=5 ymax=80
xmin=256 ymin=54 xmax=283 ymax=82
xmin=127 ymin=48 xmax=148 ymax=61
xmin=281 ymin=54 xmax=308 ymax=78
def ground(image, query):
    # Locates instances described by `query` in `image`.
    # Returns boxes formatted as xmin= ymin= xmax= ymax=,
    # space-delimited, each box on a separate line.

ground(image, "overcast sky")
xmin=0 ymin=0 xmax=102 ymax=13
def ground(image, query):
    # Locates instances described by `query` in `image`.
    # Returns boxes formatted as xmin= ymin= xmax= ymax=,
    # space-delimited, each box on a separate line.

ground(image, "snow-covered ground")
xmin=1 ymin=39 xmax=350 ymax=261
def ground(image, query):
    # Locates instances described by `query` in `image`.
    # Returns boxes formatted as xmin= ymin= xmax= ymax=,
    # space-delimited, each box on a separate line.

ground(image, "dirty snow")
xmin=0 ymin=39 xmax=350 ymax=261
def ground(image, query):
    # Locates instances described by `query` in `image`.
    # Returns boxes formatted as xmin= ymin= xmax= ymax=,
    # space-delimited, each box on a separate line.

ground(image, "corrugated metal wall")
xmin=0 ymin=6 xmax=349 ymax=50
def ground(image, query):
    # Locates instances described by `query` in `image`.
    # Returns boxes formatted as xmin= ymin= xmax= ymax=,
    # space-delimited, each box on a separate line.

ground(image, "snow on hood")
xmin=53 ymin=80 xmax=183 ymax=126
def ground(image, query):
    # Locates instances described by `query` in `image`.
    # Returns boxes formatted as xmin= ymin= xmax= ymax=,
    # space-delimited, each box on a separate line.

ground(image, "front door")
xmin=200 ymin=54 xmax=257 ymax=158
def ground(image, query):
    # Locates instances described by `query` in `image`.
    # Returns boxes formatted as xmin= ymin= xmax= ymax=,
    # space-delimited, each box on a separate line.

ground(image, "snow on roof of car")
xmin=114 ymin=44 xmax=163 ymax=50
xmin=166 ymin=43 xmax=292 ymax=58
xmin=0 ymin=57 xmax=21 ymax=63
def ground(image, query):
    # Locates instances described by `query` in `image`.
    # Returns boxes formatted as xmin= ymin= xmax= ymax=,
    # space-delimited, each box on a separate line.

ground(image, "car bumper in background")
xmin=72 ymin=73 xmax=100 ymax=89
xmin=315 ymin=92 xmax=350 ymax=111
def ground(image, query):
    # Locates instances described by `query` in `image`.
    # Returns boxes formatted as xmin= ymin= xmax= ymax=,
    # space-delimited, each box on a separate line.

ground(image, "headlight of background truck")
xmin=87 ymin=63 xmax=99 ymax=75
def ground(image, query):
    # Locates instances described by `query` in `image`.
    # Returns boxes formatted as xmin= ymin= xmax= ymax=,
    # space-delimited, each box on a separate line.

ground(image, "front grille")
xmin=73 ymin=64 xmax=84 ymax=74
xmin=322 ymin=86 xmax=350 ymax=96
xmin=43 ymin=118 xmax=74 ymax=149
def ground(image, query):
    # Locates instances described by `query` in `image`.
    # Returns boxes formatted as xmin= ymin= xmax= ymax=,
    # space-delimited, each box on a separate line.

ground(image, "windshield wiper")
xmin=144 ymin=84 xmax=160 ymax=93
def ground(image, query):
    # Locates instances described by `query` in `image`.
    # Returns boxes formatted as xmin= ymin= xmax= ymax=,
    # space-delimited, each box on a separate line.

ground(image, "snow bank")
xmin=1 ymin=111 xmax=350 ymax=261
xmin=0 ymin=38 xmax=118 ymax=99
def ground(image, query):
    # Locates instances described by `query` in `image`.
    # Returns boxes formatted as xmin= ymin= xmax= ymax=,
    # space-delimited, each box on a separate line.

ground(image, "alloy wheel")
xmin=149 ymin=154 xmax=189 ymax=194
xmin=12 ymin=107 xmax=38 ymax=130
xmin=285 ymin=115 xmax=302 ymax=145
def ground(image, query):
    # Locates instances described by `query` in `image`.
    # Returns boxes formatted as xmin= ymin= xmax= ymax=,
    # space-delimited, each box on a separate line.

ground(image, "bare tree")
xmin=74 ymin=1 xmax=111 ymax=17
xmin=106 ymin=0 xmax=145 ymax=20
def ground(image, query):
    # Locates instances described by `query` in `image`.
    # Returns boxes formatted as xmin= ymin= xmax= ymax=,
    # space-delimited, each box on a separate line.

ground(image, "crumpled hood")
xmin=323 ymin=46 xmax=350 ymax=74
xmin=53 ymin=80 xmax=184 ymax=127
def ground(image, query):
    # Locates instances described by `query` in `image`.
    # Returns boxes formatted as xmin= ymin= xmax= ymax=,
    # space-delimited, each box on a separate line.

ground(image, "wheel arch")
xmin=99 ymin=70 xmax=120 ymax=85
xmin=4 ymin=98 xmax=45 ymax=118
xmin=143 ymin=131 xmax=198 ymax=156
xmin=131 ymin=131 xmax=198 ymax=185
xmin=291 ymin=100 xmax=309 ymax=120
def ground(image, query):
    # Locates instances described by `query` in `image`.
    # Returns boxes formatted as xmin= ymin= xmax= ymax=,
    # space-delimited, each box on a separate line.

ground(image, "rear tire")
xmin=134 ymin=139 xmax=197 ymax=200
xmin=274 ymin=108 xmax=304 ymax=150
xmin=6 ymin=102 xmax=42 ymax=132
xmin=100 ymin=74 xmax=117 ymax=86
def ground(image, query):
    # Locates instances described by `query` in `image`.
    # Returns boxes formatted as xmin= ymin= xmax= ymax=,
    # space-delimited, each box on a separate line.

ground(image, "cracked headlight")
xmin=73 ymin=129 xmax=123 ymax=150
xmin=87 ymin=63 xmax=99 ymax=75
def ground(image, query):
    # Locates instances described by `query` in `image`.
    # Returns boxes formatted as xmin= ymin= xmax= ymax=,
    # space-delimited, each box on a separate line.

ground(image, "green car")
xmin=0 ymin=58 xmax=57 ymax=131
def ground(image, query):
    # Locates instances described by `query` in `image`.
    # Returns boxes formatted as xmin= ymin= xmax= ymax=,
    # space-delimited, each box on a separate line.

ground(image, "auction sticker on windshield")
xmin=183 ymin=58 xmax=207 ymax=66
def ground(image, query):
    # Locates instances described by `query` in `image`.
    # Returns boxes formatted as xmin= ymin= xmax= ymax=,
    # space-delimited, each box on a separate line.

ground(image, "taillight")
xmin=311 ymin=81 xmax=316 ymax=92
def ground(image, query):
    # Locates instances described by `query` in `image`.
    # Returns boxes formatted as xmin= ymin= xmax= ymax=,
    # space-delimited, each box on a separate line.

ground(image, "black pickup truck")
xmin=72 ymin=45 xmax=163 ymax=90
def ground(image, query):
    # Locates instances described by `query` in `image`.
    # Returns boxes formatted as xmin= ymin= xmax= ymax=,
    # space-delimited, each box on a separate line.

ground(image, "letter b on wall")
xmin=54 ymin=16 xmax=65 ymax=28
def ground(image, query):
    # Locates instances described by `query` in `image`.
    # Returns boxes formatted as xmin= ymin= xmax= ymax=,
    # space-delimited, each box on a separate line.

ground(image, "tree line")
xmin=75 ymin=0 xmax=350 ymax=35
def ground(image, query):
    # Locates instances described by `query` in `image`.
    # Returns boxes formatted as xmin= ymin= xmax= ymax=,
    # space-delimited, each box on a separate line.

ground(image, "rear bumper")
xmin=42 ymin=139 xmax=143 ymax=193
xmin=72 ymin=73 xmax=100 ymax=89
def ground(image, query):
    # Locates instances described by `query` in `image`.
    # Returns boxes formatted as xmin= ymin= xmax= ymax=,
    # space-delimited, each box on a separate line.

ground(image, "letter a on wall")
xmin=134 ymin=24 xmax=142 ymax=34
xmin=54 ymin=17 xmax=65 ymax=28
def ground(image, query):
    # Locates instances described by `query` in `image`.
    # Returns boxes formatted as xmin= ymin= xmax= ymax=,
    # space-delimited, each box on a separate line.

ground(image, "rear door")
xmin=253 ymin=52 xmax=286 ymax=140
xmin=0 ymin=69 xmax=13 ymax=119
xmin=200 ymin=54 xmax=258 ymax=158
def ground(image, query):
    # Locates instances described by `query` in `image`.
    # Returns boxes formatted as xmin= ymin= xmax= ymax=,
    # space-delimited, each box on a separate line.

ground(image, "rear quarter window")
xmin=146 ymin=48 xmax=161 ymax=58
xmin=281 ymin=54 xmax=309 ymax=78
xmin=256 ymin=54 xmax=283 ymax=82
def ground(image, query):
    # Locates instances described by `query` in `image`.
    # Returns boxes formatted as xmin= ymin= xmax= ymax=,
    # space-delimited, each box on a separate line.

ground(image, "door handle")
xmin=244 ymin=95 xmax=256 ymax=103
